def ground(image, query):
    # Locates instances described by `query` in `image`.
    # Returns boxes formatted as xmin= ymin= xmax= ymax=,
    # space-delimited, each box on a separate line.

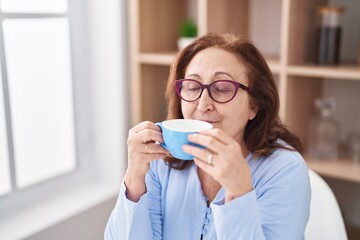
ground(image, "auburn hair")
xmin=164 ymin=33 xmax=302 ymax=170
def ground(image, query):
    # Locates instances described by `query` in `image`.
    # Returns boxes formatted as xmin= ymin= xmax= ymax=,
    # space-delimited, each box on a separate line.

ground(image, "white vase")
xmin=177 ymin=37 xmax=196 ymax=50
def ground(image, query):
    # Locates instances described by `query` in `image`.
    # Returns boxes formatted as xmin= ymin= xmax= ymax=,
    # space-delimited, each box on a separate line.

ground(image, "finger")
xmin=182 ymin=144 xmax=215 ymax=166
xmin=199 ymin=128 xmax=234 ymax=145
xmin=129 ymin=121 xmax=161 ymax=136
xmin=141 ymin=142 xmax=171 ymax=160
xmin=193 ymin=157 xmax=214 ymax=174
xmin=130 ymin=143 xmax=169 ymax=161
xmin=130 ymin=128 xmax=165 ymax=144
xmin=145 ymin=142 xmax=170 ymax=154
xmin=187 ymin=132 xmax=224 ymax=154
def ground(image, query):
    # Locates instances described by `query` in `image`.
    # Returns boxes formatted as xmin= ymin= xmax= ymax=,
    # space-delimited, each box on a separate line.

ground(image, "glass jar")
xmin=315 ymin=6 xmax=344 ymax=65
xmin=308 ymin=98 xmax=340 ymax=160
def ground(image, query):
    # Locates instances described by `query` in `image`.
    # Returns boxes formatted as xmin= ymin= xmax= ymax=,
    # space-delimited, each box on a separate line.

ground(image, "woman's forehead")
xmin=184 ymin=48 xmax=248 ymax=82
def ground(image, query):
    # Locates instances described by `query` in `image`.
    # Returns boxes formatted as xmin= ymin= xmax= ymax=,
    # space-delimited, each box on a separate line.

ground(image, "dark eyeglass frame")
xmin=175 ymin=79 xmax=250 ymax=104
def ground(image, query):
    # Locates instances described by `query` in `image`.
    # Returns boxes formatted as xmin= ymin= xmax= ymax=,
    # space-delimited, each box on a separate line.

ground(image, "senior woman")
xmin=105 ymin=33 xmax=310 ymax=239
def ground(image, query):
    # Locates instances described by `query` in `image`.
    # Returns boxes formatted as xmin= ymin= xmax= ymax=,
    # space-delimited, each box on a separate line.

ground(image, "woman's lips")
xmin=197 ymin=119 xmax=218 ymax=124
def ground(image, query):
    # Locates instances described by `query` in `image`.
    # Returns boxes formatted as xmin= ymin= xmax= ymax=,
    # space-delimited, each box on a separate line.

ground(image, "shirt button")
xmin=202 ymin=229 xmax=207 ymax=236
xmin=206 ymin=208 xmax=211 ymax=214
xmin=204 ymin=218 xmax=210 ymax=225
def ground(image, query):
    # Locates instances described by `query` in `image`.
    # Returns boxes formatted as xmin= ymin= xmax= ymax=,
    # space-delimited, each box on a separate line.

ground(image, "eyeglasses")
xmin=175 ymin=79 xmax=250 ymax=103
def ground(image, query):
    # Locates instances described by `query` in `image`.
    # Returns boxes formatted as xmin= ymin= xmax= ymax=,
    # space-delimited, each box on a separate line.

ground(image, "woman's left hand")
xmin=182 ymin=128 xmax=253 ymax=203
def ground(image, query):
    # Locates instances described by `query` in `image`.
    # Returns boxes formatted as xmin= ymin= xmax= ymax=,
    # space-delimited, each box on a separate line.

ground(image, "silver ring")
xmin=207 ymin=153 xmax=213 ymax=165
xmin=145 ymin=143 xmax=149 ymax=153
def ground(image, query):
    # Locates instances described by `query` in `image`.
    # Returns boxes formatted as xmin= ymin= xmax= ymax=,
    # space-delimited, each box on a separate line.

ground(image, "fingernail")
xmin=188 ymin=134 xmax=195 ymax=140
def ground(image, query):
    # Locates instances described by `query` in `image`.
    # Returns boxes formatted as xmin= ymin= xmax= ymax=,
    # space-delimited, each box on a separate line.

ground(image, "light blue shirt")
xmin=105 ymin=147 xmax=311 ymax=239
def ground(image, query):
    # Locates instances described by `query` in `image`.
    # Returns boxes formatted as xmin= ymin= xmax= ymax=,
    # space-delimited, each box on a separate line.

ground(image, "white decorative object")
xmin=177 ymin=37 xmax=196 ymax=50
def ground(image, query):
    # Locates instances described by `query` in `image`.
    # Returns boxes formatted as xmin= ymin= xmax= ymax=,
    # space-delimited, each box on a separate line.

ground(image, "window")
xmin=0 ymin=0 xmax=76 ymax=193
xmin=0 ymin=1 xmax=127 ymax=238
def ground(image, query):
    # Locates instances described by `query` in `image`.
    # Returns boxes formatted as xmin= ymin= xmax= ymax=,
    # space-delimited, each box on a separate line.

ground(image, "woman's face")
xmin=181 ymin=47 xmax=257 ymax=145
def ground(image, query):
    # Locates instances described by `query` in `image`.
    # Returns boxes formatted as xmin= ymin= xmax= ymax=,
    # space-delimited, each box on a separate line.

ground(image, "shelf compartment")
xmin=283 ymin=76 xmax=322 ymax=147
xmin=288 ymin=0 xmax=360 ymax=67
xmin=288 ymin=0 xmax=327 ymax=65
xmin=306 ymin=158 xmax=360 ymax=183
xmin=249 ymin=0 xmax=282 ymax=60
xmin=140 ymin=65 xmax=169 ymax=122
xmin=287 ymin=65 xmax=360 ymax=80
xmin=139 ymin=0 xmax=186 ymax=52
xmin=207 ymin=0 xmax=249 ymax=35
xmin=206 ymin=0 xmax=282 ymax=59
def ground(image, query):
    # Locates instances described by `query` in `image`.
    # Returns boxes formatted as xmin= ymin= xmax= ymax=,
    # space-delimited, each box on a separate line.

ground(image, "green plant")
xmin=180 ymin=19 xmax=197 ymax=37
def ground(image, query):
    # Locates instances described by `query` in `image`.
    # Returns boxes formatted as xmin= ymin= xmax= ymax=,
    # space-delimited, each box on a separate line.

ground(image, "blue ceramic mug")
xmin=156 ymin=119 xmax=213 ymax=160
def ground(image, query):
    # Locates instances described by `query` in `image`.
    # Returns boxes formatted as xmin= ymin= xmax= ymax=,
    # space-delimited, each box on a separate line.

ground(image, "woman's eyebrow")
xmin=214 ymin=71 xmax=234 ymax=80
xmin=185 ymin=73 xmax=200 ymax=79
xmin=186 ymin=72 xmax=235 ymax=79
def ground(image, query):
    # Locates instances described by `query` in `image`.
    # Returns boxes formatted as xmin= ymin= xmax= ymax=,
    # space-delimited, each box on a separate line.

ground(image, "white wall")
xmin=25 ymin=197 xmax=117 ymax=240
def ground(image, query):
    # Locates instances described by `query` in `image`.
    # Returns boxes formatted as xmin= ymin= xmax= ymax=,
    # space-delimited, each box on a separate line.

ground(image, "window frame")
xmin=0 ymin=0 xmax=128 ymax=238
xmin=0 ymin=0 xmax=86 ymax=208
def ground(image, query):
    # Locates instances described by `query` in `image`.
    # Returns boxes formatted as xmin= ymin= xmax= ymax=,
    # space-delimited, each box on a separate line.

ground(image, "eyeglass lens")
xmin=178 ymin=80 xmax=238 ymax=103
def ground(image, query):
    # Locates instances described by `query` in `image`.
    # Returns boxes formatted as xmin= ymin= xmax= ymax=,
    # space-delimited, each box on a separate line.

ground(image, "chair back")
xmin=305 ymin=169 xmax=348 ymax=240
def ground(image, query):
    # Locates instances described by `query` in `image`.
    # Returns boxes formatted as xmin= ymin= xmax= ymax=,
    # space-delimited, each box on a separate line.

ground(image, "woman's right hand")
xmin=124 ymin=121 xmax=169 ymax=202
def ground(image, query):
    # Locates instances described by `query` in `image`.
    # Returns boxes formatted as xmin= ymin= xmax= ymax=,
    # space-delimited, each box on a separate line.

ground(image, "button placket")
xmin=206 ymin=207 xmax=211 ymax=214
xmin=201 ymin=206 xmax=211 ymax=238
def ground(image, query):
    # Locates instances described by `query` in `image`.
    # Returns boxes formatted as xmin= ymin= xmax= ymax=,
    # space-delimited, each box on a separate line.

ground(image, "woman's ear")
xmin=249 ymin=106 xmax=258 ymax=120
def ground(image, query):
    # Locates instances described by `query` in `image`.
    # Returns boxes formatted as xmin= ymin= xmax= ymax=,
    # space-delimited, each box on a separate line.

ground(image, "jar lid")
xmin=318 ymin=6 xmax=344 ymax=14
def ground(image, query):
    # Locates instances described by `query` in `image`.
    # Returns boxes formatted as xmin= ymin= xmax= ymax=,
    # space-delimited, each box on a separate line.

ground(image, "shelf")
xmin=287 ymin=64 xmax=360 ymax=80
xmin=139 ymin=52 xmax=176 ymax=66
xmin=139 ymin=52 xmax=281 ymax=74
xmin=266 ymin=58 xmax=281 ymax=74
xmin=306 ymin=157 xmax=360 ymax=184
xmin=138 ymin=55 xmax=360 ymax=79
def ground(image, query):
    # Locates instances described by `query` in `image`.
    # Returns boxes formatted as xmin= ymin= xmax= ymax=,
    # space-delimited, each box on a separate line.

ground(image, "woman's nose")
xmin=196 ymin=88 xmax=214 ymax=112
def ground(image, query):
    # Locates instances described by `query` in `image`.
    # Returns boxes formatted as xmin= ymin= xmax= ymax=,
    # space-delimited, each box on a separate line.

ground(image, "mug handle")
xmin=155 ymin=122 xmax=168 ymax=151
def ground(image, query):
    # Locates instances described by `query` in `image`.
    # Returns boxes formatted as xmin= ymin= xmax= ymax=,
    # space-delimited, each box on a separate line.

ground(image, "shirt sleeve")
xmin=211 ymin=159 xmax=310 ymax=240
xmin=104 ymin=163 xmax=163 ymax=240
xmin=103 ymin=180 xmax=153 ymax=240
xmin=104 ymin=164 xmax=162 ymax=240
